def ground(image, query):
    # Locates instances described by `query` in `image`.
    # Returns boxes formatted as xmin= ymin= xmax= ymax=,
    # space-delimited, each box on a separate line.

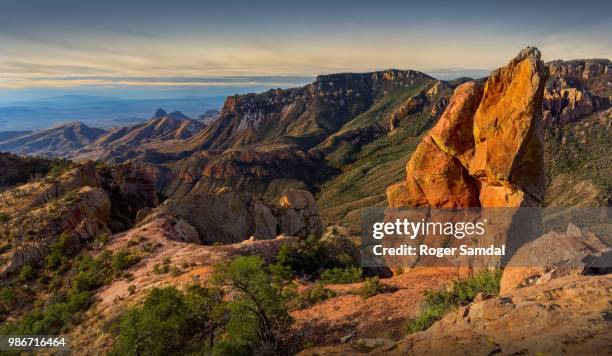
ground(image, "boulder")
xmin=407 ymin=136 xmax=479 ymax=208
xmin=499 ymin=224 xmax=611 ymax=294
xmin=1 ymin=243 xmax=48 ymax=275
xmin=32 ymin=162 xmax=101 ymax=206
xmin=277 ymin=190 xmax=323 ymax=238
xmin=320 ymin=225 xmax=361 ymax=265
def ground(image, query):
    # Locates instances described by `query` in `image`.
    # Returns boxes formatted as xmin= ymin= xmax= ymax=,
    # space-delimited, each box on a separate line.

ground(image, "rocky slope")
xmin=95 ymin=71 xmax=464 ymax=233
xmin=299 ymin=274 xmax=612 ymax=355
xmin=0 ymin=161 xmax=158 ymax=276
xmin=70 ymin=109 xmax=205 ymax=161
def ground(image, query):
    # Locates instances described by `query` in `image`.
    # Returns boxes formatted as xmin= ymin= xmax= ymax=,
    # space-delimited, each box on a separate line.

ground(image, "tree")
xmin=212 ymin=256 xmax=292 ymax=354
xmin=111 ymin=287 xmax=191 ymax=356
xmin=184 ymin=284 xmax=226 ymax=348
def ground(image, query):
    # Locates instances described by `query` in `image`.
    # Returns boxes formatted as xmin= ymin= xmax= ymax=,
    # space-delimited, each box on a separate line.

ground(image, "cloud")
xmin=0 ymin=75 xmax=313 ymax=89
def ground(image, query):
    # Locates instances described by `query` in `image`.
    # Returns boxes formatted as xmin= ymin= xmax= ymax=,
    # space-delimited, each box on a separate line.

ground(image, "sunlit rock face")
xmin=388 ymin=47 xmax=547 ymax=209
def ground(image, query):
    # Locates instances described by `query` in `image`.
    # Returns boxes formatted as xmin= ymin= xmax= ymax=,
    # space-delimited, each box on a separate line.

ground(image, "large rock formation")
xmin=0 ymin=161 xmax=158 ymax=276
xmin=542 ymin=59 xmax=610 ymax=125
xmin=140 ymin=188 xmax=323 ymax=244
xmin=387 ymin=47 xmax=547 ymax=209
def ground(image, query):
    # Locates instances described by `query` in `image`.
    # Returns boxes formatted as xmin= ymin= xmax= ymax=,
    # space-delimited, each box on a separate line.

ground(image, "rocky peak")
xmin=167 ymin=110 xmax=189 ymax=120
xmin=153 ymin=108 xmax=168 ymax=118
xmin=387 ymin=47 xmax=547 ymax=208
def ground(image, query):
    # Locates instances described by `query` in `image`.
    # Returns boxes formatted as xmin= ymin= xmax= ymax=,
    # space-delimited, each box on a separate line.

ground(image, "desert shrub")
xmin=0 ymin=291 xmax=93 ymax=335
xmin=47 ymin=159 xmax=74 ymax=178
xmin=0 ymin=212 xmax=10 ymax=223
xmin=111 ymin=249 xmax=140 ymax=275
xmin=289 ymin=282 xmax=336 ymax=310
xmin=169 ymin=265 xmax=182 ymax=277
xmin=94 ymin=233 xmax=109 ymax=246
xmin=212 ymin=256 xmax=292 ymax=354
xmin=19 ymin=265 xmax=36 ymax=283
xmin=46 ymin=233 xmax=79 ymax=271
xmin=112 ymin=256 xmax=295 ymax=355
xmin=1 ymin=249 xmax=116 ymax=335
xmin=274 ymin=234 xmax=356 ymax=279
xmin=111 ymin=285 xmax=227 ymax=355
xmin=72 ymin=255 xmax=110 ymax=293
xmin=184 ymin=284 xmax=227 ymax=348
xmin=111 ymin=287 xmax=192 ymax=355
xmin=355 ymin=276 xmax=397 ymax=300
xmin=320 ymin=266 xmax=363 ymax=284
xmin=406 ymin=269 xmax=502 ymax=334
xmin=0 ymin=286 xmax=17 ymax=312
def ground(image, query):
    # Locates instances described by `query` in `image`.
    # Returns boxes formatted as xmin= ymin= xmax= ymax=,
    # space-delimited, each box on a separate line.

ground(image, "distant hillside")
xmin=71 ymin=109 xmax=206 ymax=161
xmin=0 ymin=122 xmax=106 ymax=157
xmin=0 ymin=131 xmax=31 ymax=142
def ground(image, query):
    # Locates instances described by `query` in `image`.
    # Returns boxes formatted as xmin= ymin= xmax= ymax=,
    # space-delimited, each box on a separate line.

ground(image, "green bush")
xmin=0 ymin=291 xmax=93 ymax=335
xmin=48 ymin=159 xmax=74 ymax=178
xmin=153 ymin=263 xmax=170 ymax=275
xmin=0 ymin=212 xmax=10 ymax=223
xmin=274 ymin=234 xmax=356 ymax=279
xmin=406 ymin=269 xmax=502 ymax=334
xmin=72 ymin=255 xmax=109 ymax=293
xmin=290 ymin=282 xmax=336 ymax=310
xmin=212 ymin=256 xmax=292 ymax=354
xmin=19 ymin=265 xmax=36 ymax=283
xmin=46 ymin=233 xmax=79 ymax=271
xmin=0 ymin=287 xmax=17 ymax=311
xmin=357 ymin=277 xmax=384 ymax=299
xmin=111 ymin=288 xmax=192 ymax=356
xmin=320 ymin=266 xmax=363 ymax=284
xmin=111 ymin=249 xmax=140 ymax=274
xmin=111 ymin=285 xmax=227 ymax=355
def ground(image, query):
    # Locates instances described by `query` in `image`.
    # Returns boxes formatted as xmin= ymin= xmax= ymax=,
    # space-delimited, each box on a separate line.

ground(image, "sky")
xmin=1 ymin=0 xmax=610 ymax=100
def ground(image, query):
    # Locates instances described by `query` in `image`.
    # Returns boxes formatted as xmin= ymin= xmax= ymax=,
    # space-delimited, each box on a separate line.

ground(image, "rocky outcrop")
xmin=277 ymin=189 xmax=324 ymax=238
xmin=319 ymin=225 xmax=361 ymax=265
xmin=0 ymin=161 xmax=159 ymax=276
xmin=388 ymin=47 xmax=547 ymax=209
xmin=33 ymin=162 xmax=101 ymax=205
xmin=499 ymin=224 xmax=611 ymax=294
xmin=142 ymin=189 xmax=323 ymax=244
xmin=1 ymin=186 xmax=111 ymax=275
xmin=543 ymin=59 xmax=611 ymax=125
xmin=390 ymin=275 xmax=612 ymax=355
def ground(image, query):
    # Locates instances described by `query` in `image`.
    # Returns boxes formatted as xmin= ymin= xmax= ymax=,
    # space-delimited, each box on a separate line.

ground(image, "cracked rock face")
xmin=387 ymin=47 xmax=547 ymax=209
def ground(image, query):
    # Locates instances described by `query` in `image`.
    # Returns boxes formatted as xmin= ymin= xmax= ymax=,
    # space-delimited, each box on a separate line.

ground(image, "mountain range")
xmin=0 ymin=58 xmax=610 ymax=234
xmin=0 ymin=49 xmax=610 ymax=354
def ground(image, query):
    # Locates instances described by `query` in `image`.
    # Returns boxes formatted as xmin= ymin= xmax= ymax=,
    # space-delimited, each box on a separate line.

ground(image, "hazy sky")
xmin=1 ymin=0 xmax=610 ymax=98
